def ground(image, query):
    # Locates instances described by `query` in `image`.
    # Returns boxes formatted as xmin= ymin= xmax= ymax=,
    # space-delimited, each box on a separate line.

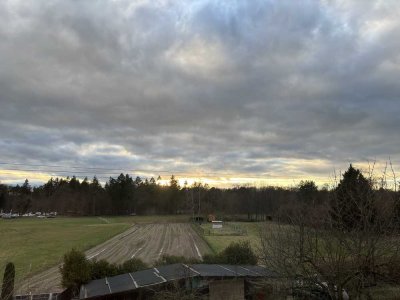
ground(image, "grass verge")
xmin=200 ymin=222 xmax=262 ymax=254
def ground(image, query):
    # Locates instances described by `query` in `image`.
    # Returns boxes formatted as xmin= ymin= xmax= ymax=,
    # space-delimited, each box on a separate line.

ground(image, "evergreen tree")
xmin=168 ymin=175 xmax=180 ymax=214
xmin=298 ymin=180 xmax=318 ymax=206
xmin=1 ymin=262 xmax=15 ymax=300
xmin=0 ymin=184 xmax=8 ymax=210
xmin=43 ymin=178 xmax=55 ymax=197
xmin=89 ymin=176 xmax=103 ymax=215
xmin=69 ymin=176 xmax=80 ymax=191
xmin=106 ymin=174 xmax=135 ymax=214
xmin=330 ymin=164 xmax=376 ymax=231
xmin=21 ymin=179 xmax=31 ymax=195
xmin=394 ymin=190 xmax=400 ymax=228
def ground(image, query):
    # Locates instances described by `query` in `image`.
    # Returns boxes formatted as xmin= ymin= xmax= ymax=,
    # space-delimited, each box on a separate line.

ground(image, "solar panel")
xmin=191 ymin=264 xmax=238 ymax=277
xmin=130 ymin=269 xmax=165 ymax=287
xmin=80 ymin=264 xmax=276 ymax=299
xmin=81 ymin=278 xmax=111 ymax=299
xmin=107 ymin=273 xmax=136 ymax=294
xmin=245 ymin=265 xmax=278 ymax=277
xmin=156 ymin=263 xmax=197 ymax=281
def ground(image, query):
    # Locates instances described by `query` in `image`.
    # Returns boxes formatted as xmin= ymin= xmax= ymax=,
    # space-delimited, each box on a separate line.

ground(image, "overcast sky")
xmin=1 ymin=0 xmax=399 ymax=187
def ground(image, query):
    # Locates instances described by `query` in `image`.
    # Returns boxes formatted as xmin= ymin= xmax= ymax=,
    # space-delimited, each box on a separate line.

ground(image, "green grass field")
xmin=200 ymin=222 xmax=263 ymax=254
xmin=2 ymin=216 xmax=399 ymax=298
xmin=200 ymin=221 xmax=400 ymax=299
xmin=0 ymin=215 xmax=190 ymax=283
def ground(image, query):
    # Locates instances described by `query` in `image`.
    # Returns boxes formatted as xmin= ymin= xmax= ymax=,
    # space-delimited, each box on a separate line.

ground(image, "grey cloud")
xmin=0 ymin=0 xmax=399 ymax=185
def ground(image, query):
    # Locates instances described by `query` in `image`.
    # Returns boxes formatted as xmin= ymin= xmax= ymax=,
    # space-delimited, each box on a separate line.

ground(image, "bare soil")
xmin=17 ymin=223 xmax=210 ymax=294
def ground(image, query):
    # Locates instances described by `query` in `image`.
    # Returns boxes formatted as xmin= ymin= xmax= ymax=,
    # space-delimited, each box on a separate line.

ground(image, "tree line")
xmin=0 ymin=174 xmax=323 ymax=218
xmin=0 ymin=166 xmax=399 ymax=223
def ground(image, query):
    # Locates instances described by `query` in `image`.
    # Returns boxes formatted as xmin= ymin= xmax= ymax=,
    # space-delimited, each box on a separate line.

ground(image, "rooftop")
xmin=80 ymin=264 xmax=276 ymax=299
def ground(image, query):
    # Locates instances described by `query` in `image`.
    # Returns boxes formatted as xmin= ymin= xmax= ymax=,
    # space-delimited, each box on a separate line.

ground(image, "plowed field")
xmin=17 ymin=223 xmax=210 ymax=294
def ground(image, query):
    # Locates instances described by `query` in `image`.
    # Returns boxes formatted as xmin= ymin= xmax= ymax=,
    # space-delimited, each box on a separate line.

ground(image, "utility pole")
xmin=198 ymin=185 xmax=201 ymax=216
xmin=191 ymin=189 xmax=194 ymax=220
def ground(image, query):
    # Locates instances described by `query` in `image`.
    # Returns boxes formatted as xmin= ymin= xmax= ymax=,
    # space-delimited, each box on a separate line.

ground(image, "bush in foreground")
xmin=60 ymin=249 xmax=91 ymax=293
xmin=60 ymin=249 xmax=149 ymax=292
xmin=203 ymin=241 xmax=258 ymax=265
xmin=90 ymin=258 xmax=149 ymax=279
xmin=155 ymin=255 xmax=201 ymax=266
xmin=60 ymin=242 xmax=257 ymax=295
xmin=118 ymin=258 xmax=148 ymax=273
xmin=89 ymin=259 xmax=118 ymax=279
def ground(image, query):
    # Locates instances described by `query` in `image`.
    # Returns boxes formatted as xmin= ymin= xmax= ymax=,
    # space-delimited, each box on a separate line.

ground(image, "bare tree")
xmin=259 ymin=165 xmax=400 ymax=299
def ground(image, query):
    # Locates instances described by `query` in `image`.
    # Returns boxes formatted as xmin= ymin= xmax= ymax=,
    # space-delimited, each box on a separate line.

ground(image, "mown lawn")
xmin=0 ymin=215 xmax=190 ymax=284
xmin=200 ymin=222 xmax=265 ymax=254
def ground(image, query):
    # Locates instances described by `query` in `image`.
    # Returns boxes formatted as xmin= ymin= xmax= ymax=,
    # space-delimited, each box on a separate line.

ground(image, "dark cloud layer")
xmin=1 ymin=0 xmax=399 ymax=185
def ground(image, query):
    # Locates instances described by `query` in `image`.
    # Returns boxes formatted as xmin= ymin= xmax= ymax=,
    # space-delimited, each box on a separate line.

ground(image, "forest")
xmin=0 ymin=165 xmax=399 ymax=222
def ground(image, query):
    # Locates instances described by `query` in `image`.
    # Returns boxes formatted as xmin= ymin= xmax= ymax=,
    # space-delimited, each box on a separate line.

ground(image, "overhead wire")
xmin=0 ymin=161 xmax=273 ymax=178
xmin=0 ymin=161 xmax=331 ymax=182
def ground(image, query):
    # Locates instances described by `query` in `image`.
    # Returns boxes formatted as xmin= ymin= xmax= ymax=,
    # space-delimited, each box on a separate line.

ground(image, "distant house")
xmin=79 ymin=264 xmax=277 ymax=300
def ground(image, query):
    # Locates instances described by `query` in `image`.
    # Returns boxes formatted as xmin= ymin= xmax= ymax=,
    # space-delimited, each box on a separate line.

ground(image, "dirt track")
xmin=17 ymin=223 xmax=210 ymax=294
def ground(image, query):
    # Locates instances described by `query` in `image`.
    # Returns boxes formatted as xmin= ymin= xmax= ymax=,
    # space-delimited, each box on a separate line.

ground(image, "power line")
xmin=0 ymin=161 xmax=273 ymax=177
xmin=0 ymin=161 xmax=332 ymax=181
xmin=0 ymin=162 xmax=174 ymax=173
xmin=0 ymin=169 xmax=330 ymax=182
xmin=0 ymin=167 xmax=171 ymax=175
xmin=0 ymin=168 xmax=274 ymax=179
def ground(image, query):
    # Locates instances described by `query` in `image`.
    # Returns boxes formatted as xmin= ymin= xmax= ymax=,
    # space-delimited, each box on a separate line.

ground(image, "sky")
xmin=0 ymin=0 xmax=399 ymax=187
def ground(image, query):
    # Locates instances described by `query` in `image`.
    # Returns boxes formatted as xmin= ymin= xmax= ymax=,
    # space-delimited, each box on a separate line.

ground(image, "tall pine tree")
xmin=330 ymin=164 xmax=376 ymax=231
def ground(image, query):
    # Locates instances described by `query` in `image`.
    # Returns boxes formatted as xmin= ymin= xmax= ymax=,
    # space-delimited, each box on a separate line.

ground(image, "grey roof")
xmin=189 ymin=264 xmax=273 ymax=277
xmin=80 ymin=264 xmax=276 ymax=299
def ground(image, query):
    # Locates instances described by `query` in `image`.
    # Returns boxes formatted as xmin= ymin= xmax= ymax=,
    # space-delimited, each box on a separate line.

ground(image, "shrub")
xmin=203 ymin=241 xmax=258 ymax=265
xmin=60 ymin=248 xmax=150 ymax=292
xmin=90 ymin=259 xmax=118 ymax=279
xmin=221 ymin=241 xmax=258 ymax=265
xmin=202 ymin=253 xmax=223 ymax=264
xmin=118 ymin=258 xmax=148 ymax=273
xmin=60 ymin=249 xmax=91 ymax=293
xmin=154 ymin=255 xmax=201 ymax=266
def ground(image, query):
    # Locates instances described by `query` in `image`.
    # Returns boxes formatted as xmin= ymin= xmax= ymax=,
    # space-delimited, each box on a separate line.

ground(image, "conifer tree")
xmin=330 ymin=164 xmax=376 ymax=231
xmin=1 ymin=262 xmax=15 ymax=300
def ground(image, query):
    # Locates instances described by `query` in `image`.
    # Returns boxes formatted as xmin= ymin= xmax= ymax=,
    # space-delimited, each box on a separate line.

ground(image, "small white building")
xmin=212 ymin=220 xmax=223 ymax=229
